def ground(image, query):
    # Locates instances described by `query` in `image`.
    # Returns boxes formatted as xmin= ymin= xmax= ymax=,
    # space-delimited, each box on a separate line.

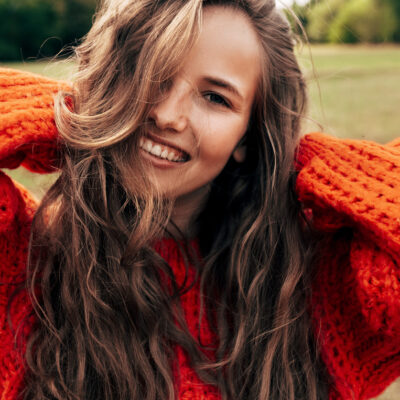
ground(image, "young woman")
xmin=0 ymin=0 xmax=399 ymax=399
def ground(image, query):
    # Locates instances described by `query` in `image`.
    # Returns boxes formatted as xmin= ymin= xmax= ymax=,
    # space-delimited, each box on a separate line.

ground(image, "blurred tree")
xmin=381 ymin=0 xmax=400 ymax=41
xmin=328 ymin=0 xmax=397 ymax=43
xmin=0 ymin=0 xmax=97 ymax=61
xmin=306 ymin=0 xmax=346 ymax=42
xmin=59 ymin=0 xmax=97 ymax=50
xmin=284 ymin=1 xmax=318 ymax=38
xmin=0 ymin=0 xmax=62 ymax=60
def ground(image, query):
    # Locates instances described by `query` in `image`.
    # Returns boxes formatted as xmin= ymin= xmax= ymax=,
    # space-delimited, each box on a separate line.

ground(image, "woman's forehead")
xmin=182 ymin=6 xmax=262 ymax=103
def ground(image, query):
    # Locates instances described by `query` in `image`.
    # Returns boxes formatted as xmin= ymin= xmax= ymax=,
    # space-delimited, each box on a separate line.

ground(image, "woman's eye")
xmin=204 ymin=92 xmax=230 ymax=108
xmin=160 ymin=79 xmax=172 ymax=94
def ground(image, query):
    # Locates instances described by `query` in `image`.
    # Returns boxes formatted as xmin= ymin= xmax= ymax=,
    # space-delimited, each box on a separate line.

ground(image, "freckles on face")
xmin=142 ymin=6 xmax=262 ymax=205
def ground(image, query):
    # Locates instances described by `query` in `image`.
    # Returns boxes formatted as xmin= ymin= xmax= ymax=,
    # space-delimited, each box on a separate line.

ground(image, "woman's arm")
xmin=295 ymin=133 xmax=400 ymax=399
xmin=296 ymin=132 xmax=400 ymax=336
xmin=0 ymin=67 xmax=65 ymax=282
xmin=0 ymin=68 xmax=67 ymax=398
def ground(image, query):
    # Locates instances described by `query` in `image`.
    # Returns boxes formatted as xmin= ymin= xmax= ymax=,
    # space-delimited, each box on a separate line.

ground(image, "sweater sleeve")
xmin=0 ymin=170 xmax=38 ymax=399
xmin=0 ymin=67 xmax=69 ymax=172
xmin=0 ymin=68 xmax=66 ymax=397
xmin=296 ymin=132 xmax=400 ymax=337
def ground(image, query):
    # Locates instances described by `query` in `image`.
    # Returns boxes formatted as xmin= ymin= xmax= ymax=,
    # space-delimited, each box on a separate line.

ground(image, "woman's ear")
xmin=232 ymin=136 xmax=246 ymax=163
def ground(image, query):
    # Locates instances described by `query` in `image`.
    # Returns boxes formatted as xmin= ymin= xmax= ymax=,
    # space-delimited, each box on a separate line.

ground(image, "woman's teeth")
xmin=139 ymin=137 xmax=187 ymax=162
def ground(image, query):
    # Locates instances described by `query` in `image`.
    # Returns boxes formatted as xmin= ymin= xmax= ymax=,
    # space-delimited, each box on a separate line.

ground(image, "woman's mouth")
xmin=139 ymin=137 xmax=189 ymax=162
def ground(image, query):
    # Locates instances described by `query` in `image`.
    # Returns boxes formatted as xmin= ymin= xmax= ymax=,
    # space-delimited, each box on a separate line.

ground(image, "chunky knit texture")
xmin=1 ymin=68 xmax=400 ymax=399
xmin=0 ymin=68 xmax=69 ymax=173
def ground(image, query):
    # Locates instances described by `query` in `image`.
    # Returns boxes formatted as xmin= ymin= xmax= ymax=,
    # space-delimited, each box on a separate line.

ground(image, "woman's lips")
xmin=139 ymin=136 xmax=190 ymax=162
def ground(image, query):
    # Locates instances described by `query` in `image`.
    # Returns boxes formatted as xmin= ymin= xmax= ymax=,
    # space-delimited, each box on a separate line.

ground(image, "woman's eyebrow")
xmin=203 ymin=76 xmax=243 ymax=101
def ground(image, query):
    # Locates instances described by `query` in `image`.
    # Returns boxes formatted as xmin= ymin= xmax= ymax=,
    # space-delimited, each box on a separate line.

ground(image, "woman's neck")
xmin=168 ymin=184 xmax=210 ymax=238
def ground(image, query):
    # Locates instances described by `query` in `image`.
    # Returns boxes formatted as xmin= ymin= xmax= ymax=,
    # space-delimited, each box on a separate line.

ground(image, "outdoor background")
xmin=1 ymin=1 xmax=400 ymax=398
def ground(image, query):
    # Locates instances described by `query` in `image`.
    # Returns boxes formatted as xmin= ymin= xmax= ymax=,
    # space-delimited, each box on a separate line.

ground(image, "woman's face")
xmin=142 ymin=6 xmax=261 ymax=214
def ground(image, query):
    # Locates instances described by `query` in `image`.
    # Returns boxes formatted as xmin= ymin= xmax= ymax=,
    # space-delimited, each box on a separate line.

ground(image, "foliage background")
xmin=1 ymin=0 xmax=400 ymax=61
xmin=0 ymin=0 xmax=97 ymax=61
xmin=287 ymin=0 xmax=400 ymax=43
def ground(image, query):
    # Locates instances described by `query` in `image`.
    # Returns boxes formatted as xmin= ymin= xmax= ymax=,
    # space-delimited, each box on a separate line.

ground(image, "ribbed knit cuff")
xmin=297 ymin=133 xmax=400 ymax=337
xmin=296 ymin=133 xmax=400 ymax=255
xmin=0 ymin=68 xmax=69 ymax=172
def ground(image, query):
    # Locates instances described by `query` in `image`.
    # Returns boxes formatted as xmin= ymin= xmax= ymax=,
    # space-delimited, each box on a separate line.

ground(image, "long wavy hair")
xmin=21 ymin=0 xmax=329 ymax=399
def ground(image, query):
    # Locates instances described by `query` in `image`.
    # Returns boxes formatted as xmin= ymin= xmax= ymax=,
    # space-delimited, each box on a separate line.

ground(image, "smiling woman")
xmin=142 ymin=6 xmax=261 ymax=233
xmin=0 ymin=1 xmax=400 ymax=400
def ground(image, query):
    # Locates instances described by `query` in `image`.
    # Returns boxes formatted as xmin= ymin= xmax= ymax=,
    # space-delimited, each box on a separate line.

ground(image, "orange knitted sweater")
xmin=1 ymin=68 xmax=400 ymax=400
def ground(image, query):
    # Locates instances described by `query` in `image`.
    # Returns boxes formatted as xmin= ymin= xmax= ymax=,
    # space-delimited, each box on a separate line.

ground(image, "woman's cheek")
xmin=194 ymin=108 xmax=248 ymax=163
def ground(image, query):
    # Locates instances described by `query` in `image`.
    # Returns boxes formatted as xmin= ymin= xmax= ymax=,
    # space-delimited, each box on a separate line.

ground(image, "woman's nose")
xmin=150 ymin=80 xmax=189 ymax=133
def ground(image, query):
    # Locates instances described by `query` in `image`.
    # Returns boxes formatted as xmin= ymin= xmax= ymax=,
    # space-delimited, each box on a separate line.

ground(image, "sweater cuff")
xmin=296 ymin=133 xmax=400 ymax=255
xmin=0 ymin=68 xmax=70 ymax=172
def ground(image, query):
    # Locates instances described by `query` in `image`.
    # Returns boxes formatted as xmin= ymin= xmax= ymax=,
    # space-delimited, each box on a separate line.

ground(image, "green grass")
xmin=298 ymin=44 xmax=400 ymax=143
xmin=1 ymin=58 xmax=76 ymax=80
xmin=377 ymin=380 xmax=400 ymax=400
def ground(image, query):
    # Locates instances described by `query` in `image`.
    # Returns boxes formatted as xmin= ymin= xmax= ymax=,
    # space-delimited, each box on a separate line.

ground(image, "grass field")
xmin=299 ymin=44 xmax=400 ymax=144
xmin=2 ymin=58 xmax=76 ymax=80
xmin=1 ymin=46 xmax=400 ymax=399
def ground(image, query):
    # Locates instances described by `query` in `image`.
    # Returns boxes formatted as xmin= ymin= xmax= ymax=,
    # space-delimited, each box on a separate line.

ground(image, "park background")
xmin=1 ymin=0 xmax=400 ymax=398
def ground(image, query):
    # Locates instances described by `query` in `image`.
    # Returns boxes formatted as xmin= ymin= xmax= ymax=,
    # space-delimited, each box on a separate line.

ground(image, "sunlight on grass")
xmin=373 ymin=380 xmax=400 ymax=400
xmin=1 ymin=58 xmax=76 ymax=80
xmin=298 ymin=44 xmax=400 ymax=143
